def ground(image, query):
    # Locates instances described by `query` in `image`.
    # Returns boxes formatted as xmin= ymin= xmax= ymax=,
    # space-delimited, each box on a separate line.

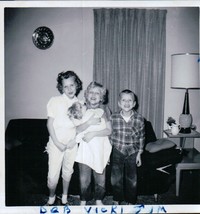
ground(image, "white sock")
xmin=62 ymin=194 xmax=68 ymax=204
xmin=113 ymin=200 xmax=119 ymax=205
xmin=80 ymin=200 xmax=86 ymax=206
xmin=48 ymin=195 xmax=56 ymax=205
xmin=96 ymin=200 xmax=103 ymax=205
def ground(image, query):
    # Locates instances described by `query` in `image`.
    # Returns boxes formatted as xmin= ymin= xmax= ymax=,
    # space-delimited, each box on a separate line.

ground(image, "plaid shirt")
xmin=110 ymin=111 xmax=145 ymax=156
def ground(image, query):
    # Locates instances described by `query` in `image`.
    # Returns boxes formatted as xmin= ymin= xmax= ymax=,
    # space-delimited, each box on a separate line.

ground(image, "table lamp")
xmin=171 ymin=53 xmax=200 ymax=133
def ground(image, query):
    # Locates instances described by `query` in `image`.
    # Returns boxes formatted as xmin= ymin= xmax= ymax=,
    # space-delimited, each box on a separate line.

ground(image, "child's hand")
xmin=82 ymin=132 xmax=95 ymax=143
xmin=55 ymin=142 xmax=67 ymax=152
xmin=136 ymin=153 xmax=142 ymax=167
xmin=67 ymin=139 xmax=77 ymax=149
xmin=88 ymin=114 xmax=101 ymax=126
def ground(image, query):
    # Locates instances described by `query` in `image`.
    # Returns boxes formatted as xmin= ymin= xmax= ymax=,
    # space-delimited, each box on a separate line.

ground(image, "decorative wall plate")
xmin=32 ymin=26 xmax=54 ymax=50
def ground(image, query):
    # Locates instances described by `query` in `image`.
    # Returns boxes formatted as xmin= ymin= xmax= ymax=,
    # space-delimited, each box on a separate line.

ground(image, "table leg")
xmin=176 ymin=166 xmax=181 ymax=197
xmin=180 ymin=137 xmax=186 ymax=151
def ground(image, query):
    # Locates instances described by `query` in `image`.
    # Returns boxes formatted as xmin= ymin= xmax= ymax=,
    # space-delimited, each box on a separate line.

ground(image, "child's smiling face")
xmin=118 ymin=93 xmax=136 ymax=113
xmin=87 ymin=87 xmax=102 ymax=108
xmin=62 ymin=77 xmax=77 ymax=99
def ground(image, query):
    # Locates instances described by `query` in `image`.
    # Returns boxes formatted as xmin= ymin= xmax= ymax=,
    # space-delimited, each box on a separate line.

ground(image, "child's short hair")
xmin=68 ymin=102 xmax=83 ymax=120
xmin=56 ymin=71 xmax=82 ymax=95
xmin=84 ymin=81 xmax=107 ymax=104
xmin=119 ymin=89 xmax=136 ymax=101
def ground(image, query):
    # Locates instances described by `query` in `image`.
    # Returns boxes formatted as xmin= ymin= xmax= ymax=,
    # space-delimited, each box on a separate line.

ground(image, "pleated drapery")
xmin=93 ymin=8 xmax=167 ymax=137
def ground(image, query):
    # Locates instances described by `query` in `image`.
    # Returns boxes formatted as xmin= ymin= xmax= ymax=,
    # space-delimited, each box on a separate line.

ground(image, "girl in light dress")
xmin=68 ymin=82 xmax=112 ymax=206
xmin=45 ymin=71 xmax=82 ymax=205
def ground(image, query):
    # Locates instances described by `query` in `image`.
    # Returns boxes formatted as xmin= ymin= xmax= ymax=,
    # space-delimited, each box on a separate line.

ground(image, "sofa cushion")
xmin=145 ymin=138 xmax=175 ymax=153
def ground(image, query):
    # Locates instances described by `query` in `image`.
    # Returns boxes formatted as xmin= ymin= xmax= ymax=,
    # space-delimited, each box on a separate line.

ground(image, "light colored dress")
xmin=75 ymin=108 xmax=112 ymax=174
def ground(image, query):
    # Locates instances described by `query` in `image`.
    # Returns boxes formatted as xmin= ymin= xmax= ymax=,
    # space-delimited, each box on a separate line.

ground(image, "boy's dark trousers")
xmin=111 ymin=148 xmax=137 ymax=204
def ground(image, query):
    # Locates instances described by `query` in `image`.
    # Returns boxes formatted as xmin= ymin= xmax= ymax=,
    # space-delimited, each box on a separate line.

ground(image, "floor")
xmin=7 ymin=169 xmax=200 ymax=207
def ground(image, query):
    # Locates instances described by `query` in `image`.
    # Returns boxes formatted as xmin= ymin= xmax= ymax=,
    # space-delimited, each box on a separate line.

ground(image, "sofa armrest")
xmin=145 ymin=138 xmax=175 ymax=153
xmin=142 ymin=147 xmax=182 ymax=169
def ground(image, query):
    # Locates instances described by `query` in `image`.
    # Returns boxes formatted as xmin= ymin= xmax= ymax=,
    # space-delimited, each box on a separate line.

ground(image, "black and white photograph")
xmin=1 ymin=1 xmax=200 ymax=213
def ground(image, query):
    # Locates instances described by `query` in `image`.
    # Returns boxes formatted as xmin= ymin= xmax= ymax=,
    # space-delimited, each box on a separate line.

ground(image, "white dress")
xmin=75 ymin=108 xmax=112 ymax=174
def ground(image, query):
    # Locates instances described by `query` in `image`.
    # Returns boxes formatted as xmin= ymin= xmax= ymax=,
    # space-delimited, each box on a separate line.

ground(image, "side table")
xmin=163 ymin=129 xmax=200 ymax=197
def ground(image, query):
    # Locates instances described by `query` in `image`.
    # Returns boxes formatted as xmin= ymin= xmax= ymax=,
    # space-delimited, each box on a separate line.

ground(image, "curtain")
xmin=93 ymin=8 xmax=167 ymax=137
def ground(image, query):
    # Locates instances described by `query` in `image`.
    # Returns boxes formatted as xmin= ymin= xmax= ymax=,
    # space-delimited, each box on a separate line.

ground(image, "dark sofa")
xmin=5 ymin=118 xmax=182 ymax=206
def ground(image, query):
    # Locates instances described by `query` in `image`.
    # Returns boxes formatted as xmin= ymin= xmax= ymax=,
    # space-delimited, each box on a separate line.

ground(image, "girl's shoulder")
xmin=95 ymin=108 xmax=104 ymax=117
xmin=47 ymin=95 xmax=62 ymax=104
xmin=100 ymin=104 xmax=112 ymax=118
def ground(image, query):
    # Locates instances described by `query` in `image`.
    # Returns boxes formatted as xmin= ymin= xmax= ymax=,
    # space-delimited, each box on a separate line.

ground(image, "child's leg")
xmin=62 ymin=145 xmax=78 ymax=203
xmin=61 ymin=179 xmax=70 ymax=204
xmin=62 ymin=179 xmax=70 ymax=195
xmin=47 ymin=142 xmax=64 ymax=204
xmin=49 ymin=188 xmax=56 ymax=198
xmin=124 ymin=152 xmax=137 ymax=204
xmin=93 ymin=169 xmax=106 ymax=205
xmin=79 ymin=163 xmax=92 ymax=202
xmin=111 ymin=148 xmax=125 ymax=203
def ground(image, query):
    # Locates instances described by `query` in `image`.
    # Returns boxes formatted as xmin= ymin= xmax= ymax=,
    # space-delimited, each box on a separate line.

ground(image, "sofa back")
xmin=144 ymin=119 xmax=157 ymax=145
xmin=5 ymin=119 xmax=49 ymax=150
xmin=5 ymin=118 xmax=157 ymax=150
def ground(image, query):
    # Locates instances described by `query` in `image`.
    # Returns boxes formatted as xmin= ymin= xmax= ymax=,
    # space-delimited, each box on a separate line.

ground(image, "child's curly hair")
xmin=56 ymin=70 xmax=82 ymax=95
xmin=68 ymin=102 xmax=83 ymax=120
xmin=84 ymin=81 xmax=107 ymax=104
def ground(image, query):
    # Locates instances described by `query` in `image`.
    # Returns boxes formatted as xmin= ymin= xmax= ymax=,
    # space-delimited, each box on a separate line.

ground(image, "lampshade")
xmin=171 ymin=53 xmax=200 ymax=89
xmin=171 ymin=53 xmax=200 ymax=134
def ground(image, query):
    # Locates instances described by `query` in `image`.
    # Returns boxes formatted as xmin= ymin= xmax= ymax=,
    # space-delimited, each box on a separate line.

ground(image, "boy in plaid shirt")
xmin=110 ymin=89 xmax=145 ymax=205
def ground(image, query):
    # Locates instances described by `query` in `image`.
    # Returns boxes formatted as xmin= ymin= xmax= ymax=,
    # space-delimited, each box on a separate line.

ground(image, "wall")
xmin=5 ymin=7 xmax=200 ymax=151
xmin=164 ymin=7 xmax=200 ymax=150
xmin=5 ymin=8 xmax=94 ymax=126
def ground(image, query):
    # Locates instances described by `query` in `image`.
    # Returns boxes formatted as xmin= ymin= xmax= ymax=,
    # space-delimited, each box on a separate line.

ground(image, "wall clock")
xmin=32 ymin=26 xmax=54 ymax=50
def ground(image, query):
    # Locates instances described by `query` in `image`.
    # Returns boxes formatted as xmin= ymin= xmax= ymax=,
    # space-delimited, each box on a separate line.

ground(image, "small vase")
xmin=171 ymin=124 xmax=180 ymax=135
xmin=179 ymin=114 xmax=192 ymax=128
